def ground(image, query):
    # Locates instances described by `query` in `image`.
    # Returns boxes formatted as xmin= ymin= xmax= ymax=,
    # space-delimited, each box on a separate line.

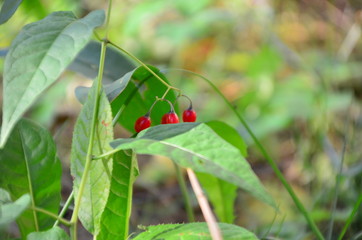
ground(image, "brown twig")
xmin=186 ymin=168 xmax=222 ymax=240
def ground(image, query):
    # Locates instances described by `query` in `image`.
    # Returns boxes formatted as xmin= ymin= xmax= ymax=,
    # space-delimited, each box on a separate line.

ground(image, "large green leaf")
xmin=97 ymin=151 xmax=139 ymax=240
xmin=132 ymin=223 xmax=258 ymax=240
xmin=68 ymin=41 xmax=136 ymax=83
xmin=0 ymin=10 xmax=105 ymax=147
xmin=110 ymin=123 xmax=276 ymax=208
xmin=0 ymin=119 xmax=61 ymax=237
xmin=197 ymin=121 xmax=247 ymax=223
xmin=27 ymin=227 xmax=70 ymax=240
xmin=0 ymin=189 xmax=30 ymax=228
xmin=70 ymin=79 xmax=113 ymax=235
xmin=0 ymin=0 xmax=23 ymax=24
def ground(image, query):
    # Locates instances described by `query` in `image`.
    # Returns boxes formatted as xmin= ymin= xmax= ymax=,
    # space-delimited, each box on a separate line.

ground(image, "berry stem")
xmin=176 ymin=94 xmax=193 ymax=109
xmin=156 ymin=97 xmax=176 ymax=113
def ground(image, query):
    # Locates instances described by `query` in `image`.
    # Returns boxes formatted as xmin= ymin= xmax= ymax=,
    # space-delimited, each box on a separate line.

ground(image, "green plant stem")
xmin=173 ymin=163 xmax=195 ymax=222
xmin=93 ymin=147 xmax=119 ymax=160
xmin=32 ymin=207 xmax=71 ymax=226
xmin=327 ymin=113 xmax=349 ymax=240
xmin=53 ymin=190 xmax=74 ymax=227
xmin=104 ymin=0 xmax=113 ymax=39
xmin=108 ymin=40 xmax=180 ymax=94
xmin=167 ymin=69 xmax=324 ymax=240
xmin=338 ymin=194 xmax=362 ymax=240
xmin=70 ymin=39 xmax=108 ymax=240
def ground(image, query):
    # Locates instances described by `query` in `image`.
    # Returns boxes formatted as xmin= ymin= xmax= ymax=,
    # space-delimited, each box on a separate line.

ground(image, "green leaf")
xmin=75 ymin=67 xmax=137 ymax=104
xmin=196 ymin=173 xmax=237 ymax=223
xmin=0 ymin=119 xmax=62 ymax=237
xmin=0 ymin=0 xmax=23 ymax=24
xmin=110 ymin=123 xmax=276 ymax=208
xmin=132 ymin=223 xmax=258 ymax=240
xmin=68 ymin=41 xmax=136 ymax=83
xmin=70 ymin=79 xmax=113 ymax=235
xmin=0 ymin=10 xmax=105 ymax=148
xmin=0 ymin=190 xmax=31 ymax=228
xmin=205 ymin=121 xmax=247 ymax=157
xmin=198 ymin=121 xmax=247 ymax=223
xmin=27 ymin=227 xmax=70 ymax=240
xmin=97 ymin=151 xmax=139 ymax=240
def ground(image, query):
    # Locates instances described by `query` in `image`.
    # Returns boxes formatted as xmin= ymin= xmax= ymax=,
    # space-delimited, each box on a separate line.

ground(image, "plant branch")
xmin=104 ymin=0 xmax=113 ymax=39
xmin=108 ymin=40 xmax=180 ymax=94
xmin=327 ymin=105 xmax=351 ymax=240
xmin=54 ymin=190 xmax=74 ymax=227
xmin=32 ymin=206 xmax=71 ymax=226
xmin=70 ymin=38 xmax=108 ymax=240
xmin=165 ymin=69 xmax=324 ymax=240
xmin=187 ymin=168 xmax=222 ymax=240
xmin=338 ymin=194 xmax=362 ymax=240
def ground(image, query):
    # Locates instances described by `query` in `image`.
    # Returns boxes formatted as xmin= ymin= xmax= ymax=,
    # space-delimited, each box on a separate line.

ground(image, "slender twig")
xmin=32 ymin=206 xmax=71 ymax=226
xmin=327 ymin=105 xmax=351 ymax=239
xmin=164 ymin=68 xmax=324 ymax=240
xmin=174 ymin=164 xmax=195 ymax=222
xmin=53 ymin=191 xmax=74 ymax=227
xmin=107 ymin=40 xmax=181 ymax=94
xmin=104 ymin=0 xmax=113 ymax=39
xmin=187 ymin=168 xmax=222 ymax=240
xmin=338 ymin=194 xmax=362 ymax=240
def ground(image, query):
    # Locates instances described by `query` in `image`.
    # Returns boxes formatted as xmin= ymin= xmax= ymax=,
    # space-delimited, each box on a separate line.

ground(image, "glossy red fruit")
xmin=161 ymin=112 xmax=179 ymax=124
xmin=134 ymin=115 xmax=151 ymax=132
xmin=182 ymin=108 xmax=197 ymax=122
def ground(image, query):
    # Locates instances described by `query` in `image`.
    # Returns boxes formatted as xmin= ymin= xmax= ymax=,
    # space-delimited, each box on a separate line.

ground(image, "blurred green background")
xmin=0 ymin=0 xmax=361 ymax=239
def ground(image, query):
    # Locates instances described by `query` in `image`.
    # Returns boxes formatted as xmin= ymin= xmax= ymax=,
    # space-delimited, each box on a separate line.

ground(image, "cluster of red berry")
xmin=134 ymin=96 xmax=197 ymax=133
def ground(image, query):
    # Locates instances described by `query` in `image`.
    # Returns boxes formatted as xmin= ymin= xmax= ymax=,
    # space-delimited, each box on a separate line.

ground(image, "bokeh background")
xmin=0 ymin=0 xmax=361 ymax=239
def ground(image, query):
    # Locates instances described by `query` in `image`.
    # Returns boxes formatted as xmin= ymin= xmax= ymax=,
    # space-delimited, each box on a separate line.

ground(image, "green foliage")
xmin=0 ymin=10 xmax=105 ymax=147
xmin=0 ymin=189 xmax=30 ymax=228
xmin=0 ymin=0 xmax=23 ymax=24
xmin=133 ymin=223 xmax=258 ymax=240
xmin=70 ymin=78 xmax=113 ymax=235
xmin=0 ymin=119 xmax=61 ymax=237
xmin=196 ymin=173 xmax=238 ymax=224
xmin=197 ymin=121 xmax=248 ymax=223
xmin=27 ymin=227 xmax=70 ymax=240
xmin=110 ymin=123 xmax=276 ymax=208
xmin=68 ymin=41 xmax=136 ymax=83
xmin=97 ymin=151 xmax=139 ymax=240
xmin=4 ymin=1 xmax=359 ymax=239
xmin=110 ymin=65 xmax=177 ymax=131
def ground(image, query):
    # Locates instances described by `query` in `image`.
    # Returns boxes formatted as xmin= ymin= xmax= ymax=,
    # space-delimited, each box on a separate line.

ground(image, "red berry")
xmin=161 ymin=112 xmax=179 ymax=124
xmin=134 ymin=115 xmax=151 ymax=132
xmin=182 ymin=108 xmax=197 ymax=122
